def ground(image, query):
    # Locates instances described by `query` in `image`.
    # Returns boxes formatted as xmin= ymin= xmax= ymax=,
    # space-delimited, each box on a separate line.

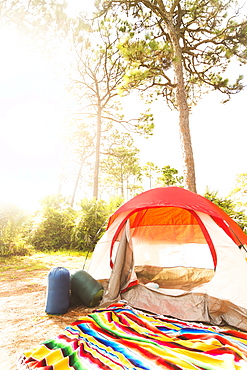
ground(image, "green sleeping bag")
xmin=70 ymin=270 xmax=103 ymax=307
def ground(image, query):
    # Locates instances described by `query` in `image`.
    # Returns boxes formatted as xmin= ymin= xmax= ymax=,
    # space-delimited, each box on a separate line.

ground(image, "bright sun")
xmin=0 ymin=27 xmax=68 ymax=211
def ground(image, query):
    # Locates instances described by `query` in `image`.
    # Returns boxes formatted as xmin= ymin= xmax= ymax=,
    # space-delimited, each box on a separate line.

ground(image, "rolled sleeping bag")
xmin=45 ymin=267 xmax=70 ymax=315
xmin=70 ymin=270 xmax=104 ymax=307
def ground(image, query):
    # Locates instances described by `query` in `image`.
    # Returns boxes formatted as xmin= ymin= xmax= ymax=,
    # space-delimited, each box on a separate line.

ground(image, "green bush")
xmin=71 ymin=198 xmax=110 ymax=252
xmin=0 ymin=240 xmax=32 ymax=257
xmin=0 ymin=195 xmax=124 ymax=255
xmin=204 ymin=189 xmax=247 ymax=232
xmin=30 ymin=208 xmax=76 ymax=251
xmin=0 ymin=204 xmax=31 ymax=256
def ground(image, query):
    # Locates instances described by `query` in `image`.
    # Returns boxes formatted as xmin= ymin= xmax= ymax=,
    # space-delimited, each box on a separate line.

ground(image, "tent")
xmin=87 ymin=187 xmax=247 ymax=331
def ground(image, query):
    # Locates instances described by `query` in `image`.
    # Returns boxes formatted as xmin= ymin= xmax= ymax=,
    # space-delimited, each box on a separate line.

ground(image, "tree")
xmin=64 ymin=120 xmax=95 ymax=207
xmin=71 ymin=198 xmax=109 ymax=252
xmin=30 ymin=195 xmax=76 ymax=251
xmin=0 ymin=203 xmax=30 ymax=256
xmin=30 ymin=207 xmax=76 ymax=251
xmin=0 ymin=0 xmax=69 ymax=36
xmin=100 ymin=0 xmax=247 ymax=193
xmin=228 ymin=173 xmax=247 ymax=209
xmin=142 ymin=161 xmax=160 ymax=189
xmin=204 ymin=188 xmax=247 ymax=232
xmin=157 ymin=165 xmax=184 ymax=187
xmin=70 ymin=15 xmax=154 ymax=199
xmin=39 ymin=194 xmax=71 ymax=211
xmin=101 ymin=132 xmax=142 ymax=198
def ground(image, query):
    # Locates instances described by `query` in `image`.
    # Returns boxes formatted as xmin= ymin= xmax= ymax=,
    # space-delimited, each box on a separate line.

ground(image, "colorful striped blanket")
xmin=17 ymin=302 xmax=247 ymax=369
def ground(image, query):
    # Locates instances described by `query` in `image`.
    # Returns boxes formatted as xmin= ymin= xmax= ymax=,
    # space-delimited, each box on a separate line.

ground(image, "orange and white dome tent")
xmin=87 ymin=187 xmax=247 ymax=330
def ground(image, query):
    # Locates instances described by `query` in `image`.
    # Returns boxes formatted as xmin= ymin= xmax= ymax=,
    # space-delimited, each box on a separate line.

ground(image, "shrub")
xmin=71 ymin=198 xmax=110 ymax=252
xmin=0 ymin=204 xmax=31 ymax=256
xmin=30 ymin=208 xmax=76 ymax=251
xmin=204 ymin=189 xmax=247 ymax=232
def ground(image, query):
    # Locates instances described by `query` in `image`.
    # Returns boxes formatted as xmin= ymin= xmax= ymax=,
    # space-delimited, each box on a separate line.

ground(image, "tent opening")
xmin=113 ymin=207 xmax=216 ymax=291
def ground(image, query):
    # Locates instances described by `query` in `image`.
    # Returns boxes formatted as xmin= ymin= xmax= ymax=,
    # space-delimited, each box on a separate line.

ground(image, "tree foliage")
xmin=157 ymin=165 xmax=184 ymax=187
xmin=142 ymin=161 xmax=160 ymax=189
xmin=0 ymin=0 xmax=69 ymax=36
xmin=99 ymin=0 xmax=247 ymax=193
xmin=102 ymin=0 xmax=247 ymax=102
xmin=228 ymin=173 xmax=247 ymax=209
xmin=28 ymin=195 xmax=121 ymax=253
xmin=71 ymin=198 xmax=109 ymax=252
xmin=30 ymin=207 xmax=76 ymax=251
xmin=69 ymin=15 xmax=154 ymax=199
xmin=0 ymin=203 xmax=31 ymax=256
xmin=101 ymin=131 xmax=142 ymax=197
xmin=204 ymin=188 xmax=247 ymax=232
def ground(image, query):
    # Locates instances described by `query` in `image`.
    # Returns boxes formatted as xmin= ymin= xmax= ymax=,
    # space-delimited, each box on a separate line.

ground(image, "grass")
xmin=42 ymin=250 xmax=91 ymax=257
xmin=0 ymin=256 xmax=48 ymax=274
xmin=0 ymin=249 xmax=92 ymax=277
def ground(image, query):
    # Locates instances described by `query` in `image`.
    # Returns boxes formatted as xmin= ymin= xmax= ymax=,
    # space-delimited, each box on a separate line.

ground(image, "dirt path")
xmin=0 ymin=254 xmax=96 ymax=370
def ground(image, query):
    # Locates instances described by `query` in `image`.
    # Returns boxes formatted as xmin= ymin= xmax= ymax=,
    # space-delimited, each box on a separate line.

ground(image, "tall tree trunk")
xmin=121 ymin=165 xmax=124 ymax=198
xmin=93 ymin=106 xmax=102 ymax=199
xmin=71 ymin=150 xmax=85 ymax=207
xmin=167 ymin=21 xmax=197 ymax=193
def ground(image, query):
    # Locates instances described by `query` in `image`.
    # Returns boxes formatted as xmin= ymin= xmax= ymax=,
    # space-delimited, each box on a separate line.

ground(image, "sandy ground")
xmin=0 ymin=254 xmax=97 ymax=370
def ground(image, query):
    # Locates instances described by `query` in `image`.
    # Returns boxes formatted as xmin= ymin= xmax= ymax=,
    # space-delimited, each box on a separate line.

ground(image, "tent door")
xmin=100 ymin=220 xmax=136 ymax=307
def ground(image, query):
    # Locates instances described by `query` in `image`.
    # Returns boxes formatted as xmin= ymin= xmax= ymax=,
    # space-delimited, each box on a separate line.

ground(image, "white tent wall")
xmin=87 ymin=211 xmax=130 ymax=280
xmin=193 ymin=212 xmax=247 ymax=309
xmin=131 ymin=227 xmax=214 ymax=269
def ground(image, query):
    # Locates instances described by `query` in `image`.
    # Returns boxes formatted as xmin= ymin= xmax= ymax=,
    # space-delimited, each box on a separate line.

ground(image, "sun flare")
xmin=0 ymin=28 xmax=67 ymax=211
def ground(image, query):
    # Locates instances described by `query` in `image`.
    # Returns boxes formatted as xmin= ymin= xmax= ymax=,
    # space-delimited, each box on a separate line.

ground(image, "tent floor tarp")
xmin=120 ymin=284 xmax=247 ymax=332
xmin=17 ymin=301 xmax=247 ymax=370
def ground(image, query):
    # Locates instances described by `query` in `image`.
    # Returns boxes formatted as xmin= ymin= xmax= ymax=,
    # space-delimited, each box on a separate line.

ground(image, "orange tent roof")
xmin=108 ymin=187 xmax=247 ymax=246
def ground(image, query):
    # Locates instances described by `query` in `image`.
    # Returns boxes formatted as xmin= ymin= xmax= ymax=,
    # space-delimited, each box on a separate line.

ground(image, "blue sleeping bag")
xmin=45 ymin=267 xmax=70 ymax=315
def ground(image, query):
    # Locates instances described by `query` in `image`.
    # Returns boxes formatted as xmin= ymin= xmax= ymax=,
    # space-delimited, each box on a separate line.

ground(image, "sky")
xmin=133 ymin=84 xmax=247 ymax=197
xmin=0 ymin=27 xmax=69 ymax=211
xmin=0 ymin=2 xmax=246 ymax=212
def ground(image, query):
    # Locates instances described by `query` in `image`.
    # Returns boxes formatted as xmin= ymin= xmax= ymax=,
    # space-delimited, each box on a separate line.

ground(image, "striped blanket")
xmin=17 ymin=301 xmax=247 ymax=369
